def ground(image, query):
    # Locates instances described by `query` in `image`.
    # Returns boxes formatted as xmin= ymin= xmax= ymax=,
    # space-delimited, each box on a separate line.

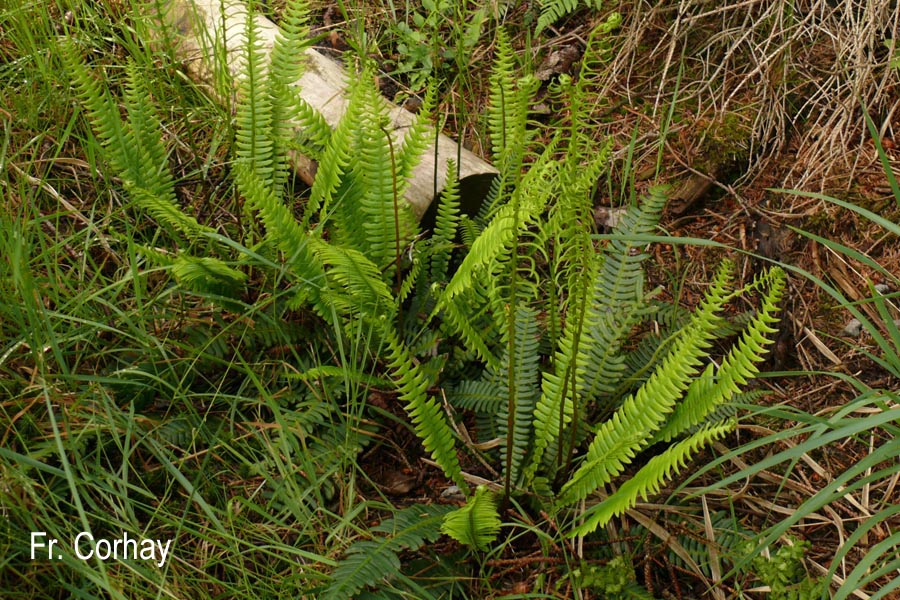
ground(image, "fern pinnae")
xmin=557 ymin=262 xmax=736 ymax=506
xmin=441 ymin=485 xmax=502 ymax=551
xmin=655 ymin=267 xmax=785 ymax=443
xmin=487 ymin=27 xmax=517 ymax=167
xmin=497 ymin=305 xmax=541 ymax=488
xmin=570 ymin=420 xmax=736 ymax=537
xmin=311 ymin=240 xmax=395 ymax=318
xmin=266 ymin=0 xmax=312 ymax=191
xmin=65 ymin=46 xmax=209 ymax=242
xmin=324 ymin=504 xmax=453 ymax=599
xmin=394 ymin=82 xmax=437 ymax=192
xmin=438 ymin=161 xmax=553 ymax=309
xmin=429 ymin=162 xmax=461 ymax=285
xmin=234 ymin=9 xmax=276 ymax=189
xmin=395 ymin=251 xmax=421 ymax=306
xmin=304 ymin=65 xmax=365 ymax=228
xmin=62 ymin=40 xmax=127 ymax=168
xmin=449 ymin=379 xmax=507 ymax=415
xmin=536 ymin=0 xmax=603 ymax=34
xmin=235 ymin=164 xmax=326 ymax=310
xmin=379 ymin=325 xmax=468 ymax=492
xmin=290 ymin=91 xmax=333 ymax=161
xmin=577 ymin=187 xmax=667 ymax=402
xmin=357 ymin=84 xmax=406 ymax=270
xmin=441 ymin=293 xmax=500 ymax=369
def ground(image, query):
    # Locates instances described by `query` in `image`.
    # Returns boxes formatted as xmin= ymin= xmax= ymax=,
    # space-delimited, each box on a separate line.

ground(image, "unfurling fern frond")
xmin=441 ymin=485 xmax=502 ymax=551
xmin=323 ymin=504 xmax=453 ymax=600
xmin=570 ymin=420 xmax=736 ymax=537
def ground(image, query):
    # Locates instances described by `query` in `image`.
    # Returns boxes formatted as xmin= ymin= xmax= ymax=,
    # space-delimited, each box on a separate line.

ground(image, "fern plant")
xmin=67 ymin=2 xmax=785 ymax=581
xmin=435 ymin=21 xmax=787 ymax=539
xmin=321 ymin=503 xmax=454 ymax=599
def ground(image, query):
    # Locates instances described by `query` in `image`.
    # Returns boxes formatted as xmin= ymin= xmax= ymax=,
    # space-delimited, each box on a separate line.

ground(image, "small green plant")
xmin=750 ymin=538 xmax=827 ymax=600
xmin=570 ymin=556 xmax=657 ymax=599
xmin=440 ymin=485 xmax=502 ymax=551
xmin=391 ymin=0 xmax=488 ymax=91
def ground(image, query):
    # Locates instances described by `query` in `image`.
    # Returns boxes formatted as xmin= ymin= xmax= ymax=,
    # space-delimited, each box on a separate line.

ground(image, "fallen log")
xmin=151 ymin=0 xmax=497 ymax=221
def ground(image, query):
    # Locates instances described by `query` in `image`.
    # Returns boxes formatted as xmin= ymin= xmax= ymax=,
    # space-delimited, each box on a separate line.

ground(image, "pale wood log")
xmin=152 ymin=0 xmax=497 ymax=221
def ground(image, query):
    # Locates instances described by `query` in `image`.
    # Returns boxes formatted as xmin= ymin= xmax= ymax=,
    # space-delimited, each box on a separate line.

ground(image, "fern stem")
xmin=559 ymin=275 xmax=588 ymax=480
xmin=379 ymin=122 xmax=403 ymax=328
xmin=497 ymin=76 xmax=519 ymax=500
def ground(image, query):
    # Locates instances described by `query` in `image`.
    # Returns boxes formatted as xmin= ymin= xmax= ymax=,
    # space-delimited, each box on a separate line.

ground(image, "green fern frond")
xmin=234 ymin=164 xmax=325 ymax=309
xmin=268 ymin=0 xmax=310 ymax=85
xmin=655 ymin=267 xmax=785 ymax=443
xmin=496 ymin=305 xmax=542 ymax=485
xmin=578 ymin=186 xmax=667 ymax=401
xmin=311 ymin=239 xmax=395 ymax=318
xmin=64 ymin=48 xmax=209 ymax=241
xmin=441 ymin=485 xmax=502 ymax=551
xmin=429 ymin=162 xmax=461 ymax=285
xmin=525 ymin=285 xmax=586 ymax=484
xmin=394 ymin=83 xmax=436 ymax=192
xmin=355 ymin=82 xmax=417 ymax=272
xmin=170 ymin=255 xmax=247 ymax=300
xmin=266 ymin=0 xmax=312 ymax=191
xmin=441 ymin=287 xmax=500 ymax=369
xmin=121 ymin=63 xmax=174 ymax=193
xmin=289 ymin=92 xmax=333 ymax=161
xmin=396 ymin=251 xmax=422 ymax=305
xmin=536 ymin=0 xmax=603 ymax=34
xmin=487 ymin=27 xmax=517 ymax=164
xmin=485 ymin=29 xmax=540 ymax=210
xmin=439 ymin=165 xmax=551 ymax=306
xmin=323 ymin=504 xmax=453 ymax=600
xmin=570 ymin=420 xmax=736 ymax=537
xmin=449 ymin=378 xmax=504 ymax=412
xmin=288 ymin=365 xmax=392 ymax=390
xmin=234 ymin=10 xmax=275 ymax=187
xmin=557 ymin=261 xmax=735 ymax=507
xmin=305 ymin=60 xmax=366 ymax=227
xmin=380 ymin=325 xmax=467 ymax=492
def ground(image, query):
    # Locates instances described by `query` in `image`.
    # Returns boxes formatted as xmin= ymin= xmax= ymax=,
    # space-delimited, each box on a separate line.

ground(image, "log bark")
xmin=152 ymin=0 xmax=497 ymax=221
